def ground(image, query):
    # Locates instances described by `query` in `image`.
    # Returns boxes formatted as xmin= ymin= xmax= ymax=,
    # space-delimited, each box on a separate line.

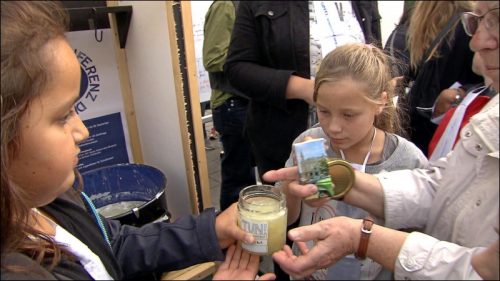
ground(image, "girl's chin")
xmin=61 ymin=174 xmax=76 ymax=191
xmin=330 ymin=140 xmax=349 ymax=150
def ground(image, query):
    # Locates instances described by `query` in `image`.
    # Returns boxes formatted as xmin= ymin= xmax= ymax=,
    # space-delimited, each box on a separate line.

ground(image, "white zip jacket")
xmin=377 ymin=93 xmax=499 ymax=279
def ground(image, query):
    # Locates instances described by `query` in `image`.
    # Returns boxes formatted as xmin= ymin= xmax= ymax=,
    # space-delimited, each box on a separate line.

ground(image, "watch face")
xmin=327 ymin=159 xmax=355 ymax=199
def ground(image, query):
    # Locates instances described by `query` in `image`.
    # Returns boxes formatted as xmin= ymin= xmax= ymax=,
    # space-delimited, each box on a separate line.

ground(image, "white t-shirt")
xmin=309 ymin=1 xmax=365 ymax=78
xmin=54 ymin=225 xmax=114 ymax=280
xmin=33 ymin=208 xmax=114 ymax=280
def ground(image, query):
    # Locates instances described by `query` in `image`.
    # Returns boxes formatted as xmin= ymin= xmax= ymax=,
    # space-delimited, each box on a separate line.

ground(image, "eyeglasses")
xmin=461 ymin=7 xmax=499 ymax=36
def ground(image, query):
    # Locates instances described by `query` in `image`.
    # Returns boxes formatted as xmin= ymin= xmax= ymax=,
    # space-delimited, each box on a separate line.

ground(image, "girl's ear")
xmin=377 ymin=91 xmax=388 ymax=114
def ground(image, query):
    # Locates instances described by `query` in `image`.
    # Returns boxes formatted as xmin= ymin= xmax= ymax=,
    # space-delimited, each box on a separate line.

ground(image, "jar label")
xmin=239 ymin=218 xmax=268 ymax=254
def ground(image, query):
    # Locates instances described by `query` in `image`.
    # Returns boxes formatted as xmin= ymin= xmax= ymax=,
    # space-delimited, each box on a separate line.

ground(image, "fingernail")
xmin=288 ymin=229 xmax=299 ymax=240
xmin=244 ymin=234 xmax=255 ymax=244
xmin=309 ymin=185 xmax=317 ymax=193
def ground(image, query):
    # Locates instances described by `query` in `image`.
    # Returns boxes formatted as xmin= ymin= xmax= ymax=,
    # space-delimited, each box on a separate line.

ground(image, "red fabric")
xmin=428 ymin=96 xmax=491 ymax=158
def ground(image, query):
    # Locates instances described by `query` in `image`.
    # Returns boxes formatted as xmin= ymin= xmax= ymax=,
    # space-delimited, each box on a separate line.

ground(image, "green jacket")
xmin=202 ymin=1 xmax=236 ymax=109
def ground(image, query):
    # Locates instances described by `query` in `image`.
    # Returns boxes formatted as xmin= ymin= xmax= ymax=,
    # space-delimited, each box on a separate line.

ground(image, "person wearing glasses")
xmin=262 ymin=1 xmax=499 ymax=280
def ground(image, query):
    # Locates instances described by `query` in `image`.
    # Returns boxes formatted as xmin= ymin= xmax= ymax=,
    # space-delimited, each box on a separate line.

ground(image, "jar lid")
xmin=327 ymin=159 xmax=355 ymax=200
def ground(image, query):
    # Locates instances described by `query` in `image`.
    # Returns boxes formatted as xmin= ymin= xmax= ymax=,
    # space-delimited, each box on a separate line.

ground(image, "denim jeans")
xmin=212 ymin=97 xmax=255 ymax=211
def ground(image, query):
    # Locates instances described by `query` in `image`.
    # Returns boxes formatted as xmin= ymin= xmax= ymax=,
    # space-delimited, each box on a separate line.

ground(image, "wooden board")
xmin=161 ymin=262 xmax=218 ymax=280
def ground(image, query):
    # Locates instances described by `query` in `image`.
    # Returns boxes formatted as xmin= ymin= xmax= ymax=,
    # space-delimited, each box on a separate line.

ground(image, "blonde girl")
xmin=283 ymin=43 xmax=429 ymax=280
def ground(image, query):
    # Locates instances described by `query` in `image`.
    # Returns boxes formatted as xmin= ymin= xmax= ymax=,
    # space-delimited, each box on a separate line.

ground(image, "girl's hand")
xmin=215 ymin=203 xmax=255 ymax=249
xmin=213 ymin=244 xmax=276 ymax=280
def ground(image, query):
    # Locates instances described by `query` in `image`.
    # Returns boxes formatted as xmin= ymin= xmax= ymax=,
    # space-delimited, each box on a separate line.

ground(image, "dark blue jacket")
xmin=1 ymin=189 xmax=223 ymax=280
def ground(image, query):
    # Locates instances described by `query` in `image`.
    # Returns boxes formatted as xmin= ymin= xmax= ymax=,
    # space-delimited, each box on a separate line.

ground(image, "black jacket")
xmin=1 ymin=190 xmax=223 ymax=280
xmin=225 ymin=1 xmax=381 ymax=175
xmin=403 ymin=22 xmax=482 ymax=155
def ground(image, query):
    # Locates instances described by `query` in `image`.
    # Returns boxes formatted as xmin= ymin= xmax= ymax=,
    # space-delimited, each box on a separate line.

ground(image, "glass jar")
xmin=238 ymin=184 xmax=287 ymax=255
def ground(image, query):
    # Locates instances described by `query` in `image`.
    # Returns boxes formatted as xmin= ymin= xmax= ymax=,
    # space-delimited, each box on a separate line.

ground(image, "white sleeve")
xmin=375 ymin=161 xmax=445 ymax=230
xmin=395 ymin=232 xmax=484 ymax=280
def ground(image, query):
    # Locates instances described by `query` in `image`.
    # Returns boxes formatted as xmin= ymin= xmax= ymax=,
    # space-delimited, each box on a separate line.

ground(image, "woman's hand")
xmin=272 ymin=217 xmax=358 ymax=279
xmin=471 ymin=239 xmax=499 ymax=280
xmin=263 ymin=167 xmax=314 ymax=197
xmin=433 ymin=87 xmax=464 ymax=118
xmin=263 ymin=167 xmax=327 ymax=203
xmin=263 ymin=166 xmax=331 ymax=223
xmin=213 ymin=244 xmax=276 ymax=280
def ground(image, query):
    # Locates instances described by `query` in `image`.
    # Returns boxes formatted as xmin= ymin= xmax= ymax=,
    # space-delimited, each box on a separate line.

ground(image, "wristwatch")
xmin=453 ymin=87 xmax=466 ymax=105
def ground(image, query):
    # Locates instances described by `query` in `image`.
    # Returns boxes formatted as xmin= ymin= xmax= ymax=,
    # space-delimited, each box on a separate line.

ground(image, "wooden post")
xmin=179 ymin=1 xmax=213 ymax=211
xmin=106 ymin=0 xmax=143 ymax=164
xmin=166 ymin=1 xmax=212 ymax=214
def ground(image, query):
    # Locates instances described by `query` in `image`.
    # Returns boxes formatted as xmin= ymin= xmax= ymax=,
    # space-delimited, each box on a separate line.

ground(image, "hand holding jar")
xmin=238 ymin=185 xmax=287 ymax=256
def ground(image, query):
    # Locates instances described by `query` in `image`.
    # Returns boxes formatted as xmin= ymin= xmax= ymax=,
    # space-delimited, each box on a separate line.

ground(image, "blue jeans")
xmin=212 ymin=97 xmax=255 ymax=211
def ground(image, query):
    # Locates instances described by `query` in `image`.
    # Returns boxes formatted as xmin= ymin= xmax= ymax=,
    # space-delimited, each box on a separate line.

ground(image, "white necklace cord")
xmin=339 ymin=127 xmax=377 ymax=171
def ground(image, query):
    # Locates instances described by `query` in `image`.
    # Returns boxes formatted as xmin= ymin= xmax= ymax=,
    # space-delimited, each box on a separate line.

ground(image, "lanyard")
xmin=429 ymin=86 xmax=489 ymax=161
xmin=339 ymin=128 xmax=377 ymax=173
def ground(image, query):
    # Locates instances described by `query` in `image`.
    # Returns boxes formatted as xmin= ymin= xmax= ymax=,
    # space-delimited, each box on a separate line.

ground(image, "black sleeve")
xmin=365 ymin=1 xmax=382 ymax=47
xmin=352 ymin=1 xmax=382 ymax=47
xmin=224 ymin=1 xmax=292 ymax=110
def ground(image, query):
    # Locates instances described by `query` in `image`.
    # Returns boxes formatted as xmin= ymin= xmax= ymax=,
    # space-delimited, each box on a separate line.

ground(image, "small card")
xmin=293 ymin=138 xmax=334 ymax=200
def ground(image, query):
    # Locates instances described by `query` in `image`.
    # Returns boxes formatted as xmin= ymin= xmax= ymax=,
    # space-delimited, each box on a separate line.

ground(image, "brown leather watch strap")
xmin=355 ymin=218 xmax=374 ymax=260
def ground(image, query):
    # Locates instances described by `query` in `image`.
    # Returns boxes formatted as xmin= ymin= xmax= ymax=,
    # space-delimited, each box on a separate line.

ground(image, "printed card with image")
xmin=293 ymin=138 xmax=334 ymax=200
